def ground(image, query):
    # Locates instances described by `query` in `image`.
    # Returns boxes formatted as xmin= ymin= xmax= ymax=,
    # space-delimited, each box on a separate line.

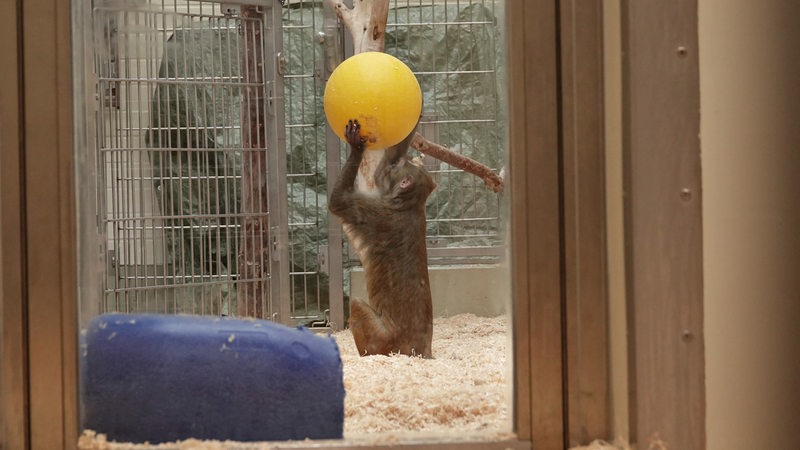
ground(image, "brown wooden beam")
xmin=508 ymin=1 xmax=565 ymax=448
xmin=622 ymin=0 xmax=706 ymax=448
xmin=559 ymin=0 xmax=610 ymax=446
xmin=19 ymin=0 xmax=79 ymax=447
xmin=0 ymin=0 xmax=29 ymax=448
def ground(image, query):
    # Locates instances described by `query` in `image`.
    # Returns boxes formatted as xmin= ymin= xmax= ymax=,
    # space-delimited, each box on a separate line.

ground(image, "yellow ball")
xmin=324 ymin=52 xmax=422 ymax=150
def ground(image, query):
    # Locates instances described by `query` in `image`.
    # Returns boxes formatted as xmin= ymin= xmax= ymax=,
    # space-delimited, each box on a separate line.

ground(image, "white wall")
xmin=699 ymin=2 xmax=800 ymax=448
xmin=351 ymin=265 xmax=509 ymax=318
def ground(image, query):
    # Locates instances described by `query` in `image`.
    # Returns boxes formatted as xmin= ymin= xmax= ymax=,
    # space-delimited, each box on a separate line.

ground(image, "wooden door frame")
xmin=0 ymin=0 xmax=79 ymax=449
xmin=510 ymin=1 xmax=610 ymax=447
xmin=1 ymin=1 xmax=610 ymax=449
xmin=622 ymin=1 xmax=706 ymax=449
xmin=559 ymin=1 xmax=610 ymax=446
xmin=507 ymin=0 xmax=564 ymax=446
xmin=1 ymin=1 xmax=28 ymax=448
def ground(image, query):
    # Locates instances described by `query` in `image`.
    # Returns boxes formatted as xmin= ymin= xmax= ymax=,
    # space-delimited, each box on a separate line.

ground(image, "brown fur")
xmin=329 ymin=120 xmax=435 ymax=358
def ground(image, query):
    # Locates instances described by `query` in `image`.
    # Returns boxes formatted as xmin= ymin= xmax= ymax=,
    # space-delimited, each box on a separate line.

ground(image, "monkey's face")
xmin=380 ymin=158 xmax=436 ymax=208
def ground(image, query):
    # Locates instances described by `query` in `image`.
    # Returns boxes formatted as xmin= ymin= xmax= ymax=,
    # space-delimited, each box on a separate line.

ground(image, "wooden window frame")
xmin=622 ymin=1 xmax=705 ymax=448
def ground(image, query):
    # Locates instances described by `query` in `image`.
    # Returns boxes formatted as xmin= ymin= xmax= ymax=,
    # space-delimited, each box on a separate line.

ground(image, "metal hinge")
xmin=271 ymin=234 xmax=279 ymax=261
xmin=221 ymin=4 xmax=240 ymax=16
xmin=276 ymin=52 xmax=286 ymax=77
xmin=318 ymin=245 xmax=329 ymax=274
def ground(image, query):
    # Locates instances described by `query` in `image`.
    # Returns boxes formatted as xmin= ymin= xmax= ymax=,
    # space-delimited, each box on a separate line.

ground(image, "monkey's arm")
xmin=329 ymin=120 xmax=368 ymax=220
xmin=379 ymin=124 xmax=416 ymax=170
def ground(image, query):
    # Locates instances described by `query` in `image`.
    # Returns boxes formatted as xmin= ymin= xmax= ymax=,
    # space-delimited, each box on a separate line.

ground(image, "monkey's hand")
xmin=345 ymin=119 xmax=367 ymax=154
xmin=330 ymin=120 xmax=369 ymax=219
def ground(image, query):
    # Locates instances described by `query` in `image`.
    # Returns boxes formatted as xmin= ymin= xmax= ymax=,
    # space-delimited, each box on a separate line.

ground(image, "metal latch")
xmin=221 ymin=4 xmax=240 ymax=16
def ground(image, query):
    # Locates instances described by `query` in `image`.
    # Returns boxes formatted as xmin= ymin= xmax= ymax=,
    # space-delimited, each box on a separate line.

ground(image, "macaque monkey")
xmin=329 ymin=119 xmax=435 ymax=358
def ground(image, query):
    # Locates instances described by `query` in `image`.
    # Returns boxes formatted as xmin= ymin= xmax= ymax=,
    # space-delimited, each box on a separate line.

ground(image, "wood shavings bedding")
xmin=570 ymin=440 xmax=632 ymax=450
xmin=337 ymin=313 xmax=512 ymax=439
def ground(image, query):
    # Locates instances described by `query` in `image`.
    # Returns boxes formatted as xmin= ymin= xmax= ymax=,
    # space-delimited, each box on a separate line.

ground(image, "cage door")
xmin=90 ymin=0 xmax=290 ymax=322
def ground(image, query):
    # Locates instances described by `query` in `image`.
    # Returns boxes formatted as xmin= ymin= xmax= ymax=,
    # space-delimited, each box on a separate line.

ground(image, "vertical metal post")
xmin=263 ymin=1 xmax=291 ymax=324
xmin=322 ymin=3 xmax=346 ymax=330
xmin=237 ymin=4 xmax=278 ymax=320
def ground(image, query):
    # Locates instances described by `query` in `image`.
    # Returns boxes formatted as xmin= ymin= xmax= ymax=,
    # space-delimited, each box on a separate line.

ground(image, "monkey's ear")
xmin=398 ymin=176 xmax=414 ymax=190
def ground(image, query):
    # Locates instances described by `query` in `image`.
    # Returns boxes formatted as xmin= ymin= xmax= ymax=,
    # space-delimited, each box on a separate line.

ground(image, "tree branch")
xmin=411 ymin=133 xmax=505 ymax=193
xmin=325 ymin=0 xmax=389 ymax=53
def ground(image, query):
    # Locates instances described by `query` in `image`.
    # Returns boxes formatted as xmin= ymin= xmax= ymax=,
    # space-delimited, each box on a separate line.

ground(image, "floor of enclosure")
xmin=78 ymin=313 xmax=518 ymax=448
xmin=336 ymin=313 xmax=511 ymax=437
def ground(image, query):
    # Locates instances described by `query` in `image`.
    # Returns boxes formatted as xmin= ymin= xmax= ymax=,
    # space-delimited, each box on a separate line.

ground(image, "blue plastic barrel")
xmin=80 ymin=313 xmax=344 ymax=443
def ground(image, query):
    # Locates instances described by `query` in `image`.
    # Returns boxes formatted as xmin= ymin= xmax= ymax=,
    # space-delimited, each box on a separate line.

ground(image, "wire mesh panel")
xmin=281 ymin=1 xmax=336 ymax=326
xmin=387 ymin=0 xmax=506 ymax=263
xmin=326 ymin=1 xmax=507 ymax=270
xmin=91 ymin=0 xmax=287 ymax=320
xmin=285 ymin=0 xmax=507 ymax=325
xmin=86 ymin=0 xmax=504 ymax=327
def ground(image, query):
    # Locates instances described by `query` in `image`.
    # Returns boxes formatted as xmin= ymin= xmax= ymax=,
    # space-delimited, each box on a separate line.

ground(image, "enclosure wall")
xmin=699 ymin=2 xmax=800 ymax=449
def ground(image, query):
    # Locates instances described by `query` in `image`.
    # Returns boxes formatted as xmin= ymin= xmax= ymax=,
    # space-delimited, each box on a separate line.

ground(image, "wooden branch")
xmin=325 ymin=0 xmax=389 ymax=53
xmin=411 ymin=133 xmax=505 ymax=193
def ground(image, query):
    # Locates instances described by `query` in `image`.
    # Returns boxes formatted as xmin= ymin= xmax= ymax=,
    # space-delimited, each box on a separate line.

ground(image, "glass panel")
xmin=74 ymin=0 xmax=512 ymax=445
